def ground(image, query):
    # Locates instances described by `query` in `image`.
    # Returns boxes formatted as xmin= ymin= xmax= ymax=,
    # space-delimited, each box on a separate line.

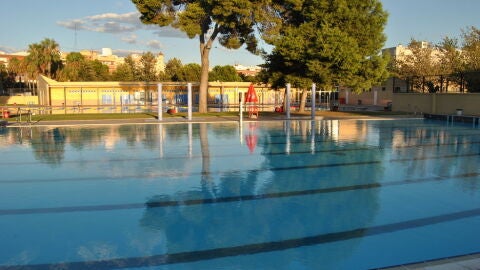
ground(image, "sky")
xmin=1 ymin=0 xmax=480 ymax=67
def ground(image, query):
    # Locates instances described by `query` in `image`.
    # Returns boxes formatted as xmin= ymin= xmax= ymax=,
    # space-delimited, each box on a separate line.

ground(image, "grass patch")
xmin=3 ymin=110 xmax=412 ymax=122
xmin=7 ymin=113 xmax=158 ymax=122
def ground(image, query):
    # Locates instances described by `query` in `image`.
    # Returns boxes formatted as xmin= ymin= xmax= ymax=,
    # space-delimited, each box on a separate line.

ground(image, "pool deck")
xmin=378 ymin=252 xmax=480 ymax=270
xmin=2 ymin=111 xmax=421 ymax=127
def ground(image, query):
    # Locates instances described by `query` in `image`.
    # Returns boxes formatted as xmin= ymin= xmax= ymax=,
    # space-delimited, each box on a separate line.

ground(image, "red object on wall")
xmin=245 ymin=84 xmax=258 ymax=103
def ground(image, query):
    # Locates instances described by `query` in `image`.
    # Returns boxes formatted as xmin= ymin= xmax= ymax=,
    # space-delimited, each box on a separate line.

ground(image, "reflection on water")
xmin=1 ymin=119 xmax=480 ymax=269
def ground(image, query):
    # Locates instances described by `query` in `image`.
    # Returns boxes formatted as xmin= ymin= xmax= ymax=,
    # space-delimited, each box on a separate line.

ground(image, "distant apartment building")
xmin=0 ymin=51 xmax=27 ymax=68
xmin=61 ymin=48 xmax=165 ymax=74
xmin=382 ymin=41 xmax=442 ymax=64
xmin=233 ymin=64 xmax=262 ymax=76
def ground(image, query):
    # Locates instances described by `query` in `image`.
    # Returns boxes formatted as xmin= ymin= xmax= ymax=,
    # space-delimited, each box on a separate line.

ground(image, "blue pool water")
xmin=0 ymin=119 xmax=480 ymax=270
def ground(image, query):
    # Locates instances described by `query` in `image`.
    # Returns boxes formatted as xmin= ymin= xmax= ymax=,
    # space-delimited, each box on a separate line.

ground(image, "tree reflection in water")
xmin=140 ymin=120 xmax=385 ymax=268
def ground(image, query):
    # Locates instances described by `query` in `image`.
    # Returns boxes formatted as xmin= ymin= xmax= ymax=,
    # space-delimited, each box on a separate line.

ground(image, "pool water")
xmin=0 ymin=119 xmax=480 ymax=270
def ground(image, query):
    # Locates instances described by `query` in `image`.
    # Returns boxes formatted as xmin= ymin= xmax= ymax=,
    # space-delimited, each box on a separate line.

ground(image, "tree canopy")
xmin=131 ymin=0 xmax=282 ymax=112
xmin=58 ymin=52 xmax=111 ymax=82
xmin=209 ymin=65 xmax=241 ymax=82
xmin=392 ymin=27 xmax=480 ymax=92
xmin=263 ymin=0 xmax=389 ymax=93
xmin=25 ymin=38 xmax=62 ymax=79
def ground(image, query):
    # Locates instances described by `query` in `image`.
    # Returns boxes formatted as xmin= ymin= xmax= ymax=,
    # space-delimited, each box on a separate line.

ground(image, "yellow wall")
xmin=0 ymin=96 xmax=38 ymax=105
xmin=37 ymin=76 xmax=279 ymax=108
xmin=393 ymin=93 xmax=480 ymax=115
xmin=339 ymin=89 xmax=393 ymax=106
xmin=337 ymin=77 xmax=404 ymax=106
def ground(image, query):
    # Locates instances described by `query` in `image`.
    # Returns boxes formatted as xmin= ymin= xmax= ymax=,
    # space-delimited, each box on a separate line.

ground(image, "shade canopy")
xmin=245 ymin=84 xmax=258 ymax=103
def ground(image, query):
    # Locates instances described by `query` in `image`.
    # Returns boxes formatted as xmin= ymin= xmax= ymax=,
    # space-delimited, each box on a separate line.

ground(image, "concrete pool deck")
xmin=2 ymin=111 xmax=421 ymax=127
xmin=378 ymin=252 xmax=480 ymax=270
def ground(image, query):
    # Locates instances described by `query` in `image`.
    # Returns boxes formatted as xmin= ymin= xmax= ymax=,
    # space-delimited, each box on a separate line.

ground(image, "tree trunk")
xmin=299 ymin=88 xmax=308 ymax=112
xmin=199 ymin=123 xmax=213 ymax=191
xmin=198 ymin=24 xmax=219 ymax=114
xmin=199 ymin=44 xmax=210 ymax=113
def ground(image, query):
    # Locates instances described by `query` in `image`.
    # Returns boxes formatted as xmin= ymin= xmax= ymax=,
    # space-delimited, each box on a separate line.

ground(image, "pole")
xmin=311 ymin=83 xmax=316 ymax=120
xmin=310 ymin=120 xmax=316 ymax=154
xmin=239 ymin=89 xmax=244 ymax=144
xmin=187 ymin=82 xmax=192 ymax=120
xmin=239 ymin=90 xmax=244 ymax=123
xmin=157 ymin=83 xmax=162 ymax=121
xmin=158 ymin=124 xmax=164 ymax=158
xmin=188 ymin=123 xmax=193 ymax=158
xmin=286 ymin=83 xmax=291 ymax=120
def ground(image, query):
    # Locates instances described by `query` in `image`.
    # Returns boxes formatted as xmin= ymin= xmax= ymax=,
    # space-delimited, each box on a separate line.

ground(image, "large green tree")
xmin=209 ymin=65 xmax=241 ymax=82
xmin=462 ymin=26 xmax=480 ymax=71
xmin=460 ymin=26 xmax=480 ymax=92
xmin=263 ymin=0 xmax=389 ymax=111
xmin=132 ymin=0 xmax=281 ymax=112
xmin=112 ymin=55 xmax=138 ymax=81
xmin=437 ymin=37 xmax=463 ymax=75
xmin=182 ymin=63 xmax=202 ymax=82
xmin=163 ymin=58 xmax=184 ymax=82
xmin=58 ymin=52 xmax=110 ymax=82
xmin=139 ymin=52 xmax=158 ymax=82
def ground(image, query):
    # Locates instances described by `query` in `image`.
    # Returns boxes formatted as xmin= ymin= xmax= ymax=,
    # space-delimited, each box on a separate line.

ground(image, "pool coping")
xmin=377 ymin=252 xmax=480 ymax=269
xmin=2 ymin=114 xmax=422 ymax=127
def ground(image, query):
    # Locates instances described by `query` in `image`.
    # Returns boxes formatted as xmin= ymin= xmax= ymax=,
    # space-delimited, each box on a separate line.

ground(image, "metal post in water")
xmin=157 ymin=83 xmax=163 ymax=121
xmin=311 ymin=83 xmax=316 ymax=120
xmin=188 ymin=123 xmax=193 ymax=158
xmin=310 ymin=120 xmax=316 ymax=154
xmin=239 ymin=91 xmax=244 ymax=123
xmin=286 ymin=83 xmax=291 ymax=120
xmin=158 ymin=124 xmax=164 ymax=158
xmin=285 ymin=120 xmax=291 ymax=154
xmin=187 ymin=83 xmax=192 ymax=120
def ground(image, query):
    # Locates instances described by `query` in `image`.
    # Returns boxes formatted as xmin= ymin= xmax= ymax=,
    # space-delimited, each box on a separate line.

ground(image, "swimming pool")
xmin=0 ymin=119 xmax=479 ymax=270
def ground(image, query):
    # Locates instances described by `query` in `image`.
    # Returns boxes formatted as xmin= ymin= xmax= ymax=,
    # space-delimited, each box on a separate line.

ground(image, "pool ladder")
xmin=16 ymin=108 xmax=33 ymax=126
xmin=446 ymin=115 xmax=480 ymax=128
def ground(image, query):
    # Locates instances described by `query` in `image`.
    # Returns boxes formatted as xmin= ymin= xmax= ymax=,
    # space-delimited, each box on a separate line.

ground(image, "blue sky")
xmin=1 ymin=0 xmax=479 ymax=67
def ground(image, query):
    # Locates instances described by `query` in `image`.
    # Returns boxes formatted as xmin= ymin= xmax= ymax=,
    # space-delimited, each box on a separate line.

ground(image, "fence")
xmin=24 ymin=76 xmax=343 ymax=115
xmin=395 ymin=71 xmax=480 ymax=93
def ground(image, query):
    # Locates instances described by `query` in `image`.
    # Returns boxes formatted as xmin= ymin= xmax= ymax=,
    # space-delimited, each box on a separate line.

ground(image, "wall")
xmin=337 ymin=77 xmax=403 ymax=106
xmin=36 ymin=76 xmax=280 ymax=112
xmin=393 ymin=93 xmax=480 ymax=115
xmin=339 ymin=89 xmax=392 ymax=106
xmin=0 ymin=96 xmax=38 ymax=105
xmin=391 ymin=93 xmax=433 ymax=114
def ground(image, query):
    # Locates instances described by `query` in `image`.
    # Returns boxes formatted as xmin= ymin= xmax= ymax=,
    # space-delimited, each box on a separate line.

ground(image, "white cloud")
xmin=57 ymin=12 xmax=144 ymax=34
xmin=121 ymin=34 xmax=138 ymax=44
xmin=153 ymin=27 xmax=189 ymax=39
xmin=58 ymin=12 xmax=189 ymax=37
xmin=0 ymin=45 xmax=19 ymax=53
xmin=146 ymin=40 xmax=163 ymax=49
xmin=112 ymin=49 xmax=143 ymax=57
xmin=57 ymin=11 xmax=189 ymax=50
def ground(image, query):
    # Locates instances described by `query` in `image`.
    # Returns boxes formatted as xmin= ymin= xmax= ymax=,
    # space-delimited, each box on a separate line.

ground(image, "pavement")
xmin=378 ymin=253 xmax=480 ymax=270
xmin=1 ymin=111 xmax=420 ymax=127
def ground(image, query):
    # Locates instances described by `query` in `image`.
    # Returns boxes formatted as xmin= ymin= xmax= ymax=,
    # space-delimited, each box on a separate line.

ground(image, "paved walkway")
xmin=379 ymin=253 xmax=480 ymax=270
xmin=1 ymin=111 xmax=419 ymax=127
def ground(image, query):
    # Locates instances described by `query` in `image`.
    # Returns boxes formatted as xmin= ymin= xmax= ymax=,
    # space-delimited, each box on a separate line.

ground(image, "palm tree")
xmin=40 ymin=38 xmax=61 ymax=77
xmin=25 ymin=38 xmax=61 ymax=78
